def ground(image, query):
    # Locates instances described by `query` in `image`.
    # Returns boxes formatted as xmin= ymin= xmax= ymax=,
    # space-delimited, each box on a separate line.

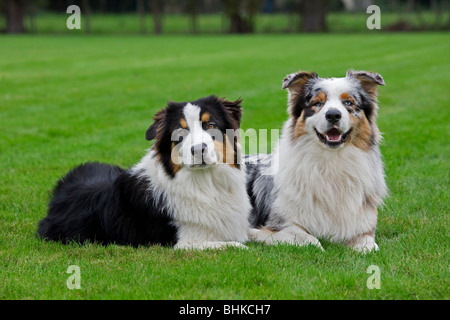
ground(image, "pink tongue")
xmin=326 ymin=128 xmax=341 ymax=141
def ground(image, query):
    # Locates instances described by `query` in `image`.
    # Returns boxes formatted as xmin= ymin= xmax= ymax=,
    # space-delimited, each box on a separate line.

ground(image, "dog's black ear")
xmin=220 ymin=98 xmax=243 ymax=128
xmin=346 ymin=70 xmax=385 ymax=97
xmin=146 ymin=109 xmax=166 ymax=141
xmin=145 ymin=125 xmax=157 ymax=141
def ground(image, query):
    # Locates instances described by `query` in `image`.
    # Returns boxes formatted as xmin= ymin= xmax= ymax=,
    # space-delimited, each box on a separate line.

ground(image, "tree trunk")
xmin=6 ymin=0 xmax=26 ymax=34
xmin=222 ymin=0 xmax=257 ymax=34
xmin=430 ymin=0 xmax=444 ymax=29
xmin=151 ymin=0 xmax=162 ymax=34
xmin=99 ymin=0 xmax=107 ymax=13
xmin=82 ymin=0 xmax=91 ymax=34
xmin=300 ymin=0 xmax=328 ymax=33
xmin=229 ymin=13 xmax=248 ymax=33
xmin=28 ymin=0 xmax=37 ymax=33
xmin=137 ymin=0 xmax=146 ymax=34
xmin=187 ymin=0 xmax=198 ymax=34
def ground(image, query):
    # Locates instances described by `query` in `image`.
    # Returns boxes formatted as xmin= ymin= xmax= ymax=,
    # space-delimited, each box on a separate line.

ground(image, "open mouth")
xmin=315 ymin=127 xmax=352 ymax=147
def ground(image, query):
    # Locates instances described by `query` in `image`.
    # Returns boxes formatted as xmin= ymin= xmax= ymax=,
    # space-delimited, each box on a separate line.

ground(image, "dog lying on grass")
xmin=38 ymin=95 xmax=251 ymax=250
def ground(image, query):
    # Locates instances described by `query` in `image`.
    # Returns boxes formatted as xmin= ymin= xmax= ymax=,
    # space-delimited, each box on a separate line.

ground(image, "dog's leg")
xmin=248 ymin=225 xmax=323 ymax=251
xmin=345 ymin=206 xmax=379 ymax=253
xmin=345 ymin=232 xmax=379 ymax=254
xmin=174 ymin=240 xmax=248 ymax=250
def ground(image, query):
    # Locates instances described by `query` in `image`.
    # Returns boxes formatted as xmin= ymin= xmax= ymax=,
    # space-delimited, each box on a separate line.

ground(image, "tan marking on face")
xmin=214 ymin=134 xmax=236 ymax=168
xmin=170 ymin=142 xmax=182 ymax=174
xmin=341 ymin=92 xmax=356 ymax=103
xmin=293 ymin=112 xmax=307 ymax=140
xmin=340 ymin=92 xmax=355 ymax=102
xmin=341 ymin=92 xmax=357 ymax=111
xmin=213 ymin=140 xmax=224 ymax=163
xmin=348 ymin=113 xmax=372 ymax=151
xmin=201 ymin=112 xmax=210 ymax=123
xmin=179 ymin=118 xmax=187 ymax=129
xmin=310 ymin=91 xmax=327 ymax=107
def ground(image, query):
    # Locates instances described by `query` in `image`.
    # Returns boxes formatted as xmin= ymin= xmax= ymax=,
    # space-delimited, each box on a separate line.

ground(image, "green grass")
xmin=0 ymin=33 xmax=449 ymax=300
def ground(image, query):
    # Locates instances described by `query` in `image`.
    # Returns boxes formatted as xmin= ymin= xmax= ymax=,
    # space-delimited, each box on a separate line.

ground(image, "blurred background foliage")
xmin=1 ymin=0 xmax=449 ymax=34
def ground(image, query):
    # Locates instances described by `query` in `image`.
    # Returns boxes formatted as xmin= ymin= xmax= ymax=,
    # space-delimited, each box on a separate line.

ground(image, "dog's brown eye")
xmin=312 ymin=102 xmax=322 ymax=107
xmin=207 ymin=122 xmax=216 ymax=129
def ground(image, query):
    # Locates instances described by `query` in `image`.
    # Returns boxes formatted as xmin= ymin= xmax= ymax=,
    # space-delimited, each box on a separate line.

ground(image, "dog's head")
xmin=146 ymin=95 xmax=243 ymax=177
xmin=282 ymin=70 xmax=385 ymax=150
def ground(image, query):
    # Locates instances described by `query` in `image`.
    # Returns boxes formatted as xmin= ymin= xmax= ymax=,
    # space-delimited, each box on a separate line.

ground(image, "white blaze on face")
xmin=303 ymin=78 xmax=354 ymax=143
xmin=179 ymin=103 xmax=217 ymax=166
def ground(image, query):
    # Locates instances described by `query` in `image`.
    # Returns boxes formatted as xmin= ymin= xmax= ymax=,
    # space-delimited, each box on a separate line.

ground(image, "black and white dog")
xmin=246 ymin=70 xmax=387 ymax=253
xmin=38 ymin=95 xmax=251 ymax=250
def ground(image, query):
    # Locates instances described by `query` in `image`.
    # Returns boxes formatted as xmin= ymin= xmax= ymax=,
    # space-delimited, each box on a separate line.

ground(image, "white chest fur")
xmin=133 ymin=151 xmax=251 ymax=243
xmin=272 ymin=122 xmax=385 ymax=242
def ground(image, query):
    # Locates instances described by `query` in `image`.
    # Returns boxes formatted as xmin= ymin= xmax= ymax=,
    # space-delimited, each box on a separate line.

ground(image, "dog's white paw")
xmin=222 ymin=241 xmax=248 ymax=250
xmin=248 ymin=228 xmax=261 ymax=240
xmin=290 ymin=234 xmax=324 ymax=251
xmin=175 ymin=241 xmax=247 ymax=250
xmin=351 ymin=236 xmax=379 ymax=254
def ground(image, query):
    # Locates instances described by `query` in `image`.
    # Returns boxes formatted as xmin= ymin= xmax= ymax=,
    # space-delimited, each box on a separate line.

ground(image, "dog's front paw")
xmin=224 ymin=241 xmax=249 ymax=250
xmin=293 ymin=234 xmax=324 ymax=251
xmin=247 ymin=227 xmax=276 ymax=243
xmin=175 ymin=240 xmax=247 ymax=250
xmin=351 ymin=236 xmax=379 ymax=254
xmin=248 ymin=228 xmax=260 ymax=240
xmin=202 ymin=241 xmax=248 ymax=250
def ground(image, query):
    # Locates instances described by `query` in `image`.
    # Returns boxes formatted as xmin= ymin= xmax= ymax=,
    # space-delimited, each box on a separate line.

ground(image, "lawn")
xmin=0 ymin=33 xmax=448 ymax=300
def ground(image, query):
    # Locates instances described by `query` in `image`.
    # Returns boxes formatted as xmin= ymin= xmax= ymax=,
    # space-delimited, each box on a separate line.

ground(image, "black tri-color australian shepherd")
xmin=37 ymin=95 xmax=251 ymax=250
xmin=246 ymin=70 xmax=387 ymax=253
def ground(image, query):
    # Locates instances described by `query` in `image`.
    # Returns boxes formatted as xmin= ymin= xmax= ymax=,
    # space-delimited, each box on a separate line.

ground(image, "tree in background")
xmin=4 ymin=0 xmax=447 ymax=34
xmin=151 ymin=0 xmax=163 ymax=34
xmin=222 ymin=0 xmax=264 ymax=33
xmin=299 ymin=0 xmax=330 ymax=32
xmin=137 ymin=0 xmax=146 ymax=33
xmin=187 ymin=0 xmax=199 ymax=34
xmin=82 ymin=0 xmax=91 ymax=34
xmin=2 ymin=0 xmax=47 ymax=34
xmin=5 ymin=0 xmax=26 ymax=33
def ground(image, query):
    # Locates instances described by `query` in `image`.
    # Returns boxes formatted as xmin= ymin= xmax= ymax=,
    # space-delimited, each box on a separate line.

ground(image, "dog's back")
xmin=37 ymin=162 xmax=123 ymax=244
xmin=37 ymin=162 xmax=178 ymax=246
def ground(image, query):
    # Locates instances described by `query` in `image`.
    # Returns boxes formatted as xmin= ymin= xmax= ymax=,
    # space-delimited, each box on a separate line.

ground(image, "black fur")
xmin=358 ymin=92 xmax=375 ymax=124
xmin=37 ymin=162 xmax=178 ymax=247
xmin=37 ymin=95 xmax=243 ymax=247
xmin=149 ymin=95 xmax=242 ymax=178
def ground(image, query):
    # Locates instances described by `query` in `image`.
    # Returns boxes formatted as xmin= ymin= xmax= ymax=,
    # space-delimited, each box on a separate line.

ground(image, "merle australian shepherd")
xmin=246 ymin=70 xmax=387 ymax=253
xmin=37 ymin=95 xmax=251 ymax=250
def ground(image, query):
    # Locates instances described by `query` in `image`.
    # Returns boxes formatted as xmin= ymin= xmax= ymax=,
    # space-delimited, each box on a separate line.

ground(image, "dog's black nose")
xmin=191 ymin=143 xmax=207 ymax=156
xmin=325 ymin=109 xmax=342 ymax=123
